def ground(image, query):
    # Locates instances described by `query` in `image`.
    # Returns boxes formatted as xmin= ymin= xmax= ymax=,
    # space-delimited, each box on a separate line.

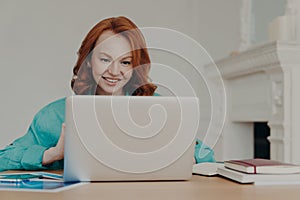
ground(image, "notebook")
xmin=63 ymin=95 xmax=199 ymax=182
xmin=217 ymin=166 xmax=300 ymax=185
xmin=224 ymin=158 xmax=300 ymax=174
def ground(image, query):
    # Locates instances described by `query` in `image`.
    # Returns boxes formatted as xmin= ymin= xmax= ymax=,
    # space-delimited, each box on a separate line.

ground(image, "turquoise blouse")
xmin=0 ymin=97 xmax=215 ymax=172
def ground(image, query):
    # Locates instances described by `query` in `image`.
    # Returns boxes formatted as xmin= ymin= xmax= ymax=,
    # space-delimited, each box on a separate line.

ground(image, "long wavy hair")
xmin=71 ymin=16 xmax=157 ymax=96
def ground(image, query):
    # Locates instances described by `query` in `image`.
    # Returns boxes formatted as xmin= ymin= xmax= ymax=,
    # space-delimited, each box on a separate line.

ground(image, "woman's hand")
xmin=42 ymin=124 xmax=65 ymax=165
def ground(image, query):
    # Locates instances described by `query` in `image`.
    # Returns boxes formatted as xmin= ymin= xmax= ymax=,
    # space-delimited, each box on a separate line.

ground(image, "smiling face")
xmin=90 ymin=30 xmax=133 ymax=95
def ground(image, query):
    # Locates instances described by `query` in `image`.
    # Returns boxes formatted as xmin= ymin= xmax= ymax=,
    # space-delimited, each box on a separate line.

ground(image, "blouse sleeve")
xmin=0 ymin=98 xmax=66 ymax=171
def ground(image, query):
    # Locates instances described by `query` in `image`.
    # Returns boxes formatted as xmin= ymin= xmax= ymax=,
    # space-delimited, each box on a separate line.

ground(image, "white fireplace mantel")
xmin=213 ymin=41 xmax=300 ymax=164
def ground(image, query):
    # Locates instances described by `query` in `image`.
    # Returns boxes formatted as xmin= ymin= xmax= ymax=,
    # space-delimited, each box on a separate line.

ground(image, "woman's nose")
xmin=108 ymin=61 xmax=120 ymax=75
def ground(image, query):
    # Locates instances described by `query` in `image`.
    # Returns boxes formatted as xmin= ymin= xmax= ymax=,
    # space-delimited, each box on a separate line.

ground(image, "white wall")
xmin=0 ymin=0 xmax=241 ymax=148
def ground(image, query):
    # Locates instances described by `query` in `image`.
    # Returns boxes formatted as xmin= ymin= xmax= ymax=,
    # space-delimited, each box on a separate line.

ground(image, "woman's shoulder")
xmin=37 ymin=97 xmax=66 ymax=114
xmin=28 ymin=97 xmax=67 ymax=145
xmin=34 ymin=97 xmax=67 ymax=120
xmin=43 ymin=97 xmax=67 ymax=109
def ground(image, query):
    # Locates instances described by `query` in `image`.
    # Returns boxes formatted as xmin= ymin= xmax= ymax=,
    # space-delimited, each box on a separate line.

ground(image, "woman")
xmin=0 ymin=16 xmax=214 ymax=171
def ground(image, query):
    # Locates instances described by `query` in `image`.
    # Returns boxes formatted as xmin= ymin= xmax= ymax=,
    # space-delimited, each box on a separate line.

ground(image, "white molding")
xmin=212 ymin=41 xmax=300 ymax=163
xmin=216 ymin=41 xmax=300 ymax=77
xmin=239 ymin=0 xmax=253 ymax=51
xmin=217 ymin=41 xmax=280 ymax=79
xmin=285 ymin=0 xmax=300 ymax=41
xmin=285 ymin=0 xmax=298 ymax=15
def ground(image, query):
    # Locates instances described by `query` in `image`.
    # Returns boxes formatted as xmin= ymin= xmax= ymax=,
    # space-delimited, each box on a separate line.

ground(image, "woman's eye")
xmin=100 ymin=58 xmax=111 ymax=63
xmin=121 ymin=61 xmax=131 ymax=66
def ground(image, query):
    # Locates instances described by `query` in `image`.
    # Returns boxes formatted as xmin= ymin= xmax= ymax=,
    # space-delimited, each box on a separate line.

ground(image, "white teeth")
xmin=105 ymin=78 xmax=119 ymax=83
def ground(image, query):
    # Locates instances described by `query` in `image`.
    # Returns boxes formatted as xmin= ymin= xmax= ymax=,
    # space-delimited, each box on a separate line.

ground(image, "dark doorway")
xmin=254 ymin=122 xmax=270 ymax=159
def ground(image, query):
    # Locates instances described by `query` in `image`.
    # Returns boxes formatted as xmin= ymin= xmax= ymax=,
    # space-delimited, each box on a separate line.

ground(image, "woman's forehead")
xmin=94 ymin=30 xmax=132 ymax=58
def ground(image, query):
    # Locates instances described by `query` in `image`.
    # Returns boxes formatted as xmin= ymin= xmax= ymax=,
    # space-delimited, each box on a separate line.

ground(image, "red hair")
xmin=71 ymin=16 xmax=157 ymax=95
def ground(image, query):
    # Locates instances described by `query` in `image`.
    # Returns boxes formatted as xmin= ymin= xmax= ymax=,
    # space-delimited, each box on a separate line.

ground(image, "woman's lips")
xmin=102 ymin=76 xmax=121 ymax=85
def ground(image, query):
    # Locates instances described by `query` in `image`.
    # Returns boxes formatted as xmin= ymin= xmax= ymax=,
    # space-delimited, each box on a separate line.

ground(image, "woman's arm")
xmin=0 ymin=125 xmax=62 ymax=171
xmin=0 ymin=98 xmax=66 ymax=172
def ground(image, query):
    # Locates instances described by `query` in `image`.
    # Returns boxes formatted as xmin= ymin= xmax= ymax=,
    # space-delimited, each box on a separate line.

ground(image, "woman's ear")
xmin=87 ymin=61 xmax=91 ymax=68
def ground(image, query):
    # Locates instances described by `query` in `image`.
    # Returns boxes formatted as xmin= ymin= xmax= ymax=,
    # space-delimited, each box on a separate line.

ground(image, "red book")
xmin=224 ymin=158 xmax=300 ymax=174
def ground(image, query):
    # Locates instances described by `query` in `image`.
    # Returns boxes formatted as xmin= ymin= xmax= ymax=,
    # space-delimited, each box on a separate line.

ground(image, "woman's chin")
xmin=96 ymin=87 xmax=123 ymax=96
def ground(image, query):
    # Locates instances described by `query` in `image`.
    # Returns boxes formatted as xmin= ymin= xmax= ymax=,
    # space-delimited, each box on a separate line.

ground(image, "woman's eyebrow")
xmin=99 ymin=52 xmax=112 ymax=58
xmin=99 ymin=52 xmax=132 ymax=60
xmin=121 ymin=55 xmax=132 ymax=60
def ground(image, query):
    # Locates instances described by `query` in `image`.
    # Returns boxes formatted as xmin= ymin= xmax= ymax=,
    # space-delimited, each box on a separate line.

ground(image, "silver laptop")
xmin=63 ymin=95 xmax=199 ymax=182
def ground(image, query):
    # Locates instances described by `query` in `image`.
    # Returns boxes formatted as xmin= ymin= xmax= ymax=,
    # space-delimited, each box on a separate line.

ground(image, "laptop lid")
xmin=63 ymin=95 xmax=199 ymax=181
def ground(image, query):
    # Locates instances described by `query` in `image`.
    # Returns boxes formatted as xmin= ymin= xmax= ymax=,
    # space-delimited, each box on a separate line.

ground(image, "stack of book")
xmin=217 ymin=158 xmax=300 ymax=185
